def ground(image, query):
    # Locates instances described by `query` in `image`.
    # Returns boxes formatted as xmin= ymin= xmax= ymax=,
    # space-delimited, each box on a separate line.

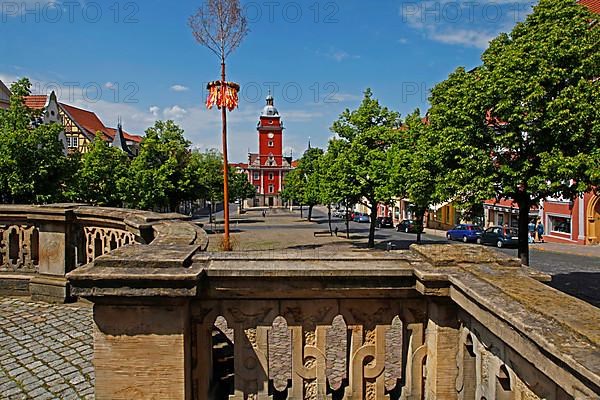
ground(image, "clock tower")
xmin=245 ymin=95 xmax=294 ymax=207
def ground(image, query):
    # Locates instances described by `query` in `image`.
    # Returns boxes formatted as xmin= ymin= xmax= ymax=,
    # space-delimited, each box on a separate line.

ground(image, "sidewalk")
xmin=424 ymin=228 xmax=447 ymax=238
xmin=533 ymin=242 xmax=600 ymax=258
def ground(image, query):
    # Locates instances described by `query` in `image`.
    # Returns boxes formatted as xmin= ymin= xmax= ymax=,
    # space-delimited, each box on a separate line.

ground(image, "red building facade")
xmin=541 ymin=193 xmax=600 ymax=245
xmin=244 ymin=95 xmax=294 ymax=208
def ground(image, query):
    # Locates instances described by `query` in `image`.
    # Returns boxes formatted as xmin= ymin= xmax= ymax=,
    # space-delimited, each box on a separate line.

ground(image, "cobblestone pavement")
xmin=0 ymin=297 xmax=94 ymax=399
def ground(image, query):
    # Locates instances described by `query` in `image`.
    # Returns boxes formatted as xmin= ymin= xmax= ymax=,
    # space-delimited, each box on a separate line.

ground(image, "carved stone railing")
xmin=68 ymin=244 xmax=600 ymax=400
xmin=0 ymin=204 xmax=208 ymax=302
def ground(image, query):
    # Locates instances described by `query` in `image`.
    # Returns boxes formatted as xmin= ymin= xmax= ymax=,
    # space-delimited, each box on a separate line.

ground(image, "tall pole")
xmin=221 ymin=59 xmax=232 ymax=251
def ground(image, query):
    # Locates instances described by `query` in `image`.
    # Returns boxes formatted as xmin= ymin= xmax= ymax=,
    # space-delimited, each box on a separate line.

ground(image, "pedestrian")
xmin=528 ymin=220 xmax=536 ymax=243
xmin=334 ymin=227 xmax=339 ymax=237
xmin=262 ymin=210 xmax=266 ymax=218
xmin=536 ymin=219 xmax=545 ymax=243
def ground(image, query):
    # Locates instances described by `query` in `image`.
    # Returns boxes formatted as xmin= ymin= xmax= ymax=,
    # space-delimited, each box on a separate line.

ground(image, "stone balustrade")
xmin=0 ymin=204 xmax=208 ymax=302
xmin=67 ymin=243 xmax=600 ymax=400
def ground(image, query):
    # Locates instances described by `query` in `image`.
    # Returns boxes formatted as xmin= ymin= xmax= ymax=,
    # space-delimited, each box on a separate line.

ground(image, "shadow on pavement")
xmin=548 ymin=272 xmax=600 ymax=308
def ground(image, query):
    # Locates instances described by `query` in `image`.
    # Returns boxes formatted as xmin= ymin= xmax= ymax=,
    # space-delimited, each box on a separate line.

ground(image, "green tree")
xmin=124 ymin=120 xmax=192 ymax=211
xmin=185 ymin=149 xmax=223 ymax=205
xmin=329 ymin=89 xmax=401 ymax=248
xmin=429 ymin=0 xmax=600 ymax=265
xmin=229 ymin=167 xmax=256 ymax=208
xmin=69 ymin=133 xmax=130 ymax=206
xmin=0 ymin=78 xmax=69 ymax=204
xmin=281 ymin=147 xmax=324 ymax=221
xmin=320 ymin=139 xmax=361 ymax=238
xmin=387 ymin=110 xmax=442 ymax=243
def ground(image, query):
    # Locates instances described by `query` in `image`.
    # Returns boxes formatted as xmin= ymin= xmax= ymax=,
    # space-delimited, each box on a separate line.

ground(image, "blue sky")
xmin=0 ymin=0 xmax=535 ymax=162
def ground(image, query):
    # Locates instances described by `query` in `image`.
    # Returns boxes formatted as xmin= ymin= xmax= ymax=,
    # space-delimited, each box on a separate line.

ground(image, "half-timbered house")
xmin=23 ymin=93 xmax=142 ymax=156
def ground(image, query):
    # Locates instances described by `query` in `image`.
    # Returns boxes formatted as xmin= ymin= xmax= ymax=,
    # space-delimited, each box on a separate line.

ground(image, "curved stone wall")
xmin=0 ymin=204 xmax=208 ymax=302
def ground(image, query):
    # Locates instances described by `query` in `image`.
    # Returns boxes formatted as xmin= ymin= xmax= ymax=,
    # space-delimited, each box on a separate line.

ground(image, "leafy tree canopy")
xmin=329 ymin=89 xmax=401 ymax=247
xmin=428 ymin=0 xmax=599 ymax=263
xmin=0 ymin=78 xmax=68 ymax=204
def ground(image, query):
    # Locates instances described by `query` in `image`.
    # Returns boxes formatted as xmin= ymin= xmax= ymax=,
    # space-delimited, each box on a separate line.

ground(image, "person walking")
xmin=536 ymin=219 xmax=545 ymax=243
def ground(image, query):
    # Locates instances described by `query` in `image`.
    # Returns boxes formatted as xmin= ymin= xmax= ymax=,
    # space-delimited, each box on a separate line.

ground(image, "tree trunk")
xmin=308 ymin=205 xmax=314 ymax=222
xmin=516 ymin=199 xmax=530 ymax=266
xmin=300 ymin=204 xmax=303 ymax=218
xmin=367 ymin=203 xmax=378 ymax=248
xmin=416 ymin=209 xmax=425 ymax=244
xmin=345 ymin=199 xmax=350 ymax=239
xmin=327 ymin=204 xmax=332 ymax=233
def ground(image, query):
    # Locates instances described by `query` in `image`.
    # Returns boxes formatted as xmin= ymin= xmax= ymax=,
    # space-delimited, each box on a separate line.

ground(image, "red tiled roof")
xmin=23 ymin=95 xmax=47 ymax=110
xmin=579 ymin=0 xmax=600 ymax=14
xmin=230 ymin=163 xmax=248 ymax=169
xmin=60 ymin=103 xmax=107 ymax=139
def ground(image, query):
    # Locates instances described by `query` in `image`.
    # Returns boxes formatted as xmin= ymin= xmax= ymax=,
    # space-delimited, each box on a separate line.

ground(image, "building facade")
xmin=23 ymin=93 xmax=142 ymax=155
xmin=483 ymin=199 xmax=539 ymax=229
xmin=540 ymin=192 xmax=600 ymax=245
xmin=0 ymin=80 xmax=10 ymax=109
xmin=244 ymin=95 xmax=294 ymax=208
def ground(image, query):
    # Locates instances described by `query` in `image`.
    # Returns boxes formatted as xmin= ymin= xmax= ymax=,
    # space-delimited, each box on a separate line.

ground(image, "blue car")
xmin=446 ymin=224 xmax=483 ymax=243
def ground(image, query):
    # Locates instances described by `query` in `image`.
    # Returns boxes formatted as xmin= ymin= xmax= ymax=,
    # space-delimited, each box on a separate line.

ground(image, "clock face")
xmin=267 ymin=133 xmax=275 ymax=139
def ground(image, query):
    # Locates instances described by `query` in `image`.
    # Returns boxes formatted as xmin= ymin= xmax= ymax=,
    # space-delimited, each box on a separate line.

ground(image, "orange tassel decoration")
xmin=206 ymin=81 xmax=240 ymax=111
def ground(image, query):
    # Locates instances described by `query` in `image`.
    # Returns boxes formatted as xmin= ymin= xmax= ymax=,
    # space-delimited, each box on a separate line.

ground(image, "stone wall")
xmin=68 ymin=245 xmax=600 ymax=400
xmin=0 ymin=204 xmax=208 ymax=302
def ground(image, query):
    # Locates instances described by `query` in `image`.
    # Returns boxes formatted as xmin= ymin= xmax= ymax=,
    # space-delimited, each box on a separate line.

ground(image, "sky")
xmin=0 ymin=0 xmax=536 ymax=162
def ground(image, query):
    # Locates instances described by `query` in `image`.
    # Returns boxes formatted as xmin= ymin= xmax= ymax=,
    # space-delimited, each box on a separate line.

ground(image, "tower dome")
xmin=261 ymin=94 xmax=279 ymax=117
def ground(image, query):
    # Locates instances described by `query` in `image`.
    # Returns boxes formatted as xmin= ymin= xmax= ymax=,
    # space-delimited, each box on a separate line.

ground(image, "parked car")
xmin=446 ymin=224 xmax=483 ymax=243
xmin=396 ymin=219 xmax=422 ymax=233
xmin=376 ymin=216 xmax=394 ymax=228
xmin=332 ymin=209 xmax=344 ymax=218
xmin=353 ymin=213 xmax=370 ymax=223
xmin=479 ymin=226 xmax=519 ymax=248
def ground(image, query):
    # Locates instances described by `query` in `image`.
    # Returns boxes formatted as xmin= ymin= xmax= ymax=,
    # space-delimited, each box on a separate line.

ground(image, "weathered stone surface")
xmin=93 ymin=302 xmax=191 ymax=400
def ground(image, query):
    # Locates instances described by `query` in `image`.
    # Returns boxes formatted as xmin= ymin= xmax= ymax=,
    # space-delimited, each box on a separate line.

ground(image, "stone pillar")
xmin=68 ymin=244 xmax=203 ymax=400
xmin=93 ymin=300 xmax=192 ymax=400
xmin=425 ymin=299 xmax=460 ymax=400
xmin=30 ymin=208 xmax=76 ymax=303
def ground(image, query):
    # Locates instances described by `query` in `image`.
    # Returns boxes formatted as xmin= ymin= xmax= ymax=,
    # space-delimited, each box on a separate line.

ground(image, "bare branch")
xmin=189 ymin=0 xmax=249 ymax=61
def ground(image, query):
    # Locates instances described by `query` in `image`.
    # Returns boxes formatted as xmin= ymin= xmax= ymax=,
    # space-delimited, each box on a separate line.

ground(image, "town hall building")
xmin=242 ymin=95 xmax=295 ymax=208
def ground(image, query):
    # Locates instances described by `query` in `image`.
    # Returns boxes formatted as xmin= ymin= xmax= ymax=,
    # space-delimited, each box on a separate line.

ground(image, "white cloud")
xmin=319 ymin=48 xmax=361 ymax=62
xmin=149 ymin=106 xmax=160 ymax=117
xmin=170 ymin=84 xmax=189 ymax=92
xmin=400 ymin=0 xmax=535 ymax=49
xmin=430 ymin=29 xmax=495 ymax=49
xmin=163 ymin=105 xmax=188 ymax=119
xmin=328 ymin=92 xmax=361 ymax=103
xmin=105 ymin=82 xmax=116 ymax=89
xmin=0 ymin=73 xmax=19 ymax=87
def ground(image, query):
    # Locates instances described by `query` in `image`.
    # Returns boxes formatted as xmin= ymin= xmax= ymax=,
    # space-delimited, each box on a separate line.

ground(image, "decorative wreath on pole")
xmin=206 ymin=81 xmax=240 ymax=111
